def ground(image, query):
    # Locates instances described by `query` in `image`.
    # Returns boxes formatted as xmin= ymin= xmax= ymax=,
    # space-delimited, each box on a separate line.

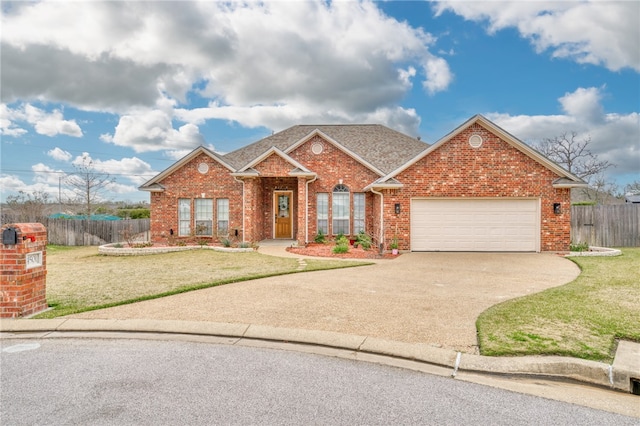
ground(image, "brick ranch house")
xmin=140 ymin=115 xmax=586 ymax=252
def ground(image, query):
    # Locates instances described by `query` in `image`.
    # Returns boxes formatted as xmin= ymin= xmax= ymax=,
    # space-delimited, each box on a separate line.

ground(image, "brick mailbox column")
xmin=1 ymin=223 xmax=48 ymax=318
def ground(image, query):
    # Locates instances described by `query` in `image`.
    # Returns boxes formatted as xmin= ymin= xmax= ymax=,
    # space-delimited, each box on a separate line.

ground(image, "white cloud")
xmin=31 ymin=163 xmax=67 ymax=186
xmin=104 ymin=109 xmax=205 ymax=153
xmin=1 ymin=103 xmax=82 ymax=137
xmin=486 ymin=87 xmax=640 ymax=184
xmin=558 ymin=87 xmax=604 ymax=123
xmin=422 ymin=56 xmax=453 ymax=94
xmin=164 ymin=143 xmax=217 ymax=161
xmin=105 ymin=181 xmax=140 ymax=195
xmin=434 ymin=1 xmax=640 ymax=71
xmin=1 ymin=1 xmax=451 ymax=138
xmin=24 ymin=104 xmax=83 ymax=137
xmin=175 ymin=102 xmax=422 ymax=136
xmin=71 ymin=152 xmax=157 ymax=186
xmin=0 ymin=173 xmax=59 ymax=199
xmin=47 ymin=147 xmax=72 ymax=162
xmin=0 ymin=103 xmax=27 ymax=136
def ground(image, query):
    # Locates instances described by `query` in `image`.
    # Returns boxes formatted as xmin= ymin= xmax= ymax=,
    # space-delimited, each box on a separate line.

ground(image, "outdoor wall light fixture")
xmin=395 ymin=203 xmax=401 ymax=214
xmin=553 ymin=203 xmax=561 ymax=215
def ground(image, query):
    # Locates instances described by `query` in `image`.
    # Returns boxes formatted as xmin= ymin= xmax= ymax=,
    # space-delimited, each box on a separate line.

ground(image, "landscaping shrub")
xmin=332 ymin=235 xmax=350 ymax=254
xmin=355 ymin=231 xmax=372 ymax=250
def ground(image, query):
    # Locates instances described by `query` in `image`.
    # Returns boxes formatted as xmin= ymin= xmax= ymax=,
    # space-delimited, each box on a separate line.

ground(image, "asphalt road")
xmin=1 ymin=338 xmax=636 ymax=425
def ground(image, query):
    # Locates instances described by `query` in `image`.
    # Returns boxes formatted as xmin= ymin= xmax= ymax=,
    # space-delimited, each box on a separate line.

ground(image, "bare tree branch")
xmin=535 ymin=132 xmax=613 ymax=182
xmin=65 ymin=154 xmax=115 ymax=219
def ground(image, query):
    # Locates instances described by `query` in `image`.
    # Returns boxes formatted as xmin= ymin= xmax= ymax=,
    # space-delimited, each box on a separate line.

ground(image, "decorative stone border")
xmin=99 ymin=243 xmax=255 ymax=256
xmin=567 ymin=246 xmax=621 ymax=257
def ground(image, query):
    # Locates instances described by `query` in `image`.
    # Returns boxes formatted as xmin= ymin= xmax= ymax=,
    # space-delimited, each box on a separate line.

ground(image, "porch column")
xmin=297 ymin=177 xmax=307 ymax=245
xmin=242 ymin=178 xmax=258 ymax=243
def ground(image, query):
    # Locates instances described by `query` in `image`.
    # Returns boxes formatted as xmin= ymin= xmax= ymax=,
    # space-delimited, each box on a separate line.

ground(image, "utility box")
xmin=0 ymin=223 xmax=48 ymax=318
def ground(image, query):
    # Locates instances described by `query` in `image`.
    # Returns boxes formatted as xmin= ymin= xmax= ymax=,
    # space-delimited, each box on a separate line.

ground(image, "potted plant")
xmin=389 ymin=235 xmax=399 ymax=255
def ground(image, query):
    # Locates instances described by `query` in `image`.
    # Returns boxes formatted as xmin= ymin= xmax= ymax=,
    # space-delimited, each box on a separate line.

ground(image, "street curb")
xmin=0 ymin=318 xmax=634 ymax=394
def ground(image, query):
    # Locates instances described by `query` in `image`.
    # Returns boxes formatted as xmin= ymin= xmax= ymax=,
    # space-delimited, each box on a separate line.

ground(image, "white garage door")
xmin=411 ymin=199 xmax=539 ymax=252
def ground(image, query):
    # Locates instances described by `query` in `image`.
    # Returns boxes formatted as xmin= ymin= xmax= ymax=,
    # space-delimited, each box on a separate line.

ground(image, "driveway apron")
xmin=70 ymin=253 xmax=580 ymax=353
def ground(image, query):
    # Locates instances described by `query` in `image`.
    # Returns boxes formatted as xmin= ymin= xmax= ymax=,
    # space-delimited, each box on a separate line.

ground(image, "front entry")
xmin=274 ymin=191 xmax=293 ymax=239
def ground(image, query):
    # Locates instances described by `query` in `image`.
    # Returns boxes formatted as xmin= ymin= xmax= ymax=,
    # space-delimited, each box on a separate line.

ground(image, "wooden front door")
xmin=274 ymin=191 xmax=292 ymax=239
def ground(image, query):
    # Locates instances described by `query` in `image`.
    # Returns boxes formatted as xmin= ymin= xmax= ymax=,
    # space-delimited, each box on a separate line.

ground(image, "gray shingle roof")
xmin=222 ymin=124 xmax=429 ymax=175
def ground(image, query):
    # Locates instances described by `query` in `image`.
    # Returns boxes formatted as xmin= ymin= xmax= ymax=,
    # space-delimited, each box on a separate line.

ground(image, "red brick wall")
xmin=148 ymin=125 xmax=571 ymax=251
xmin=388 ymin=123 xmax=571 ymax=251
xmin=150 ymin=153 xmax=243 ymax=243
xmin=289 ymin=136 xmax=381 ymax=240
xmin=0 ymin=223 xmax=48 ymax=318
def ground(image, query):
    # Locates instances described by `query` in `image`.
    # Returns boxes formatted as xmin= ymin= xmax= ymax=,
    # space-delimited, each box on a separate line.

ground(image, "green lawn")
xmin=36 ymin=246 xmax=370 ymax=319
xmin=477 ymin=248 xmax=640 ymax=362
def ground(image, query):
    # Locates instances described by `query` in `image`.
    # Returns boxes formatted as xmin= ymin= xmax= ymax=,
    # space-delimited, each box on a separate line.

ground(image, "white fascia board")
xmin=552 ymin=179 xmax=589 ymax=188
xmin=363 ymin=182 xmax=404 ymax=191
xmin=238 ymin=146 xmax=312 ymax=173
xmin=288 ymin=170 xmax=317 ymax=178
xmin=231 ymin=168 xmax=260 ymax=178
xmin=285 ymin=129 xmax=385 ymax=177
xmin=139 ymin=183 xmax=165 ymax=192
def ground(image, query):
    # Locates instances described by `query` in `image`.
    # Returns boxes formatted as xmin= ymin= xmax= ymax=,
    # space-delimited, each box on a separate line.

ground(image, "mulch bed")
xmin=287 ymin=243 xmax=399 ymax=259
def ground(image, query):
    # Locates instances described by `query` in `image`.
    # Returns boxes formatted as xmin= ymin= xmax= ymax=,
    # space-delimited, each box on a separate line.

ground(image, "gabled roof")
xmin=139 ymin=146 xmax=234 ymax=191
xmin=364 ymin=177 xmax=403 ymax=191
xmin=374 ymin=115 xmax=588 ymax=188
xmin=236 ymin=146 xmax=314 ymax=176
xmin=222 ymin=124 xmax=428 ymax=175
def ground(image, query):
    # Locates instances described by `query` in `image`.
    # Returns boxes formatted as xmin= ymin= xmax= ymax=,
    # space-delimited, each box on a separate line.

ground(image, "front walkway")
xmin=257 ymin=239 xmax=305 ymax=259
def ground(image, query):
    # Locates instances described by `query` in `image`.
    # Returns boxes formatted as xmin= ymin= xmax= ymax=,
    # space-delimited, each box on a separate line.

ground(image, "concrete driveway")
xmin=71 ymin=252 xmax=580 ymax=353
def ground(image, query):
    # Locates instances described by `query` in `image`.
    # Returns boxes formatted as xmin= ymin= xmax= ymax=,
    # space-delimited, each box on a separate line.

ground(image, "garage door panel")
xmin=411 ymin=199 xmax=539 ymax=252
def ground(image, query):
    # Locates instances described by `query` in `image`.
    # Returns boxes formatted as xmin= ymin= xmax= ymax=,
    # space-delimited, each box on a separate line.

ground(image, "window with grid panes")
xmin=317 ymin=193 xmax=328 ymax=235
xmin=332 ymin=184 xmax=349 ymax=235
xmin=217 ymin=198 xmax=229 ymax=236
xmin=353 ymin=193 xmax=365 ymax=234
xmin=195 ymin=199 xmax=213 ymax=235
xmin=178 ymin=199 xmax=191 ymax=236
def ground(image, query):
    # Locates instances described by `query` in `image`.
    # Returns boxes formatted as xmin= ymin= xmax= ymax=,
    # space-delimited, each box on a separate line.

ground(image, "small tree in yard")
xmin=65 ymin=154 xmax=115 ymax=220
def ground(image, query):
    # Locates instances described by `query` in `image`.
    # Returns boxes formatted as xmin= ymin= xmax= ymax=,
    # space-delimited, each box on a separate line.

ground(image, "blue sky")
xmin=1 ymin=0 xmax=638 ymax=204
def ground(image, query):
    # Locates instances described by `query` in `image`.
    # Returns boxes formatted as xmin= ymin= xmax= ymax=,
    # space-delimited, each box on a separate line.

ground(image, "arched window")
xmin=332 ymin=184 xmax=350 ymax=235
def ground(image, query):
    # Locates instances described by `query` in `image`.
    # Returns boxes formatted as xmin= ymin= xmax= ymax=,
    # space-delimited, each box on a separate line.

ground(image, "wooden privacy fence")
xmin=571 ymin=204 xmax=640 ymax=247
xmin=42 ymin=218 xmax=150 ymax=246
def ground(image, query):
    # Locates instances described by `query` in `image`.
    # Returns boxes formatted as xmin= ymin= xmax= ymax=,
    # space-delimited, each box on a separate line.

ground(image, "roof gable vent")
xmin=469 ymin=134 xmax=483 ymax=148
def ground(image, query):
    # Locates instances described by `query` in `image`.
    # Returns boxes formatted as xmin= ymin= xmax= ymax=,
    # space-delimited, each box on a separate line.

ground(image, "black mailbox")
xmin=3 ymin=227 xmax=18 ymax=245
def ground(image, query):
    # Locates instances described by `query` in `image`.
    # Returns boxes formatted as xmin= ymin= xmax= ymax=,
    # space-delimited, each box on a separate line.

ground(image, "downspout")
xmin=305 ymin=175 xmax=318 ymax=244
xmin=370 ymin=187 xmax=384 ymax=253
xmin=233 ymin=176 xmax=245 ymax=243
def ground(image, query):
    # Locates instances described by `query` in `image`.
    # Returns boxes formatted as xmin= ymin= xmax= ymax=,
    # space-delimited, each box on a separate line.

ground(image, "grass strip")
xmin=36 ymin=246 xmax=371 ymax=318
xmin=476 ymin=248 xmax=640 ymax=362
